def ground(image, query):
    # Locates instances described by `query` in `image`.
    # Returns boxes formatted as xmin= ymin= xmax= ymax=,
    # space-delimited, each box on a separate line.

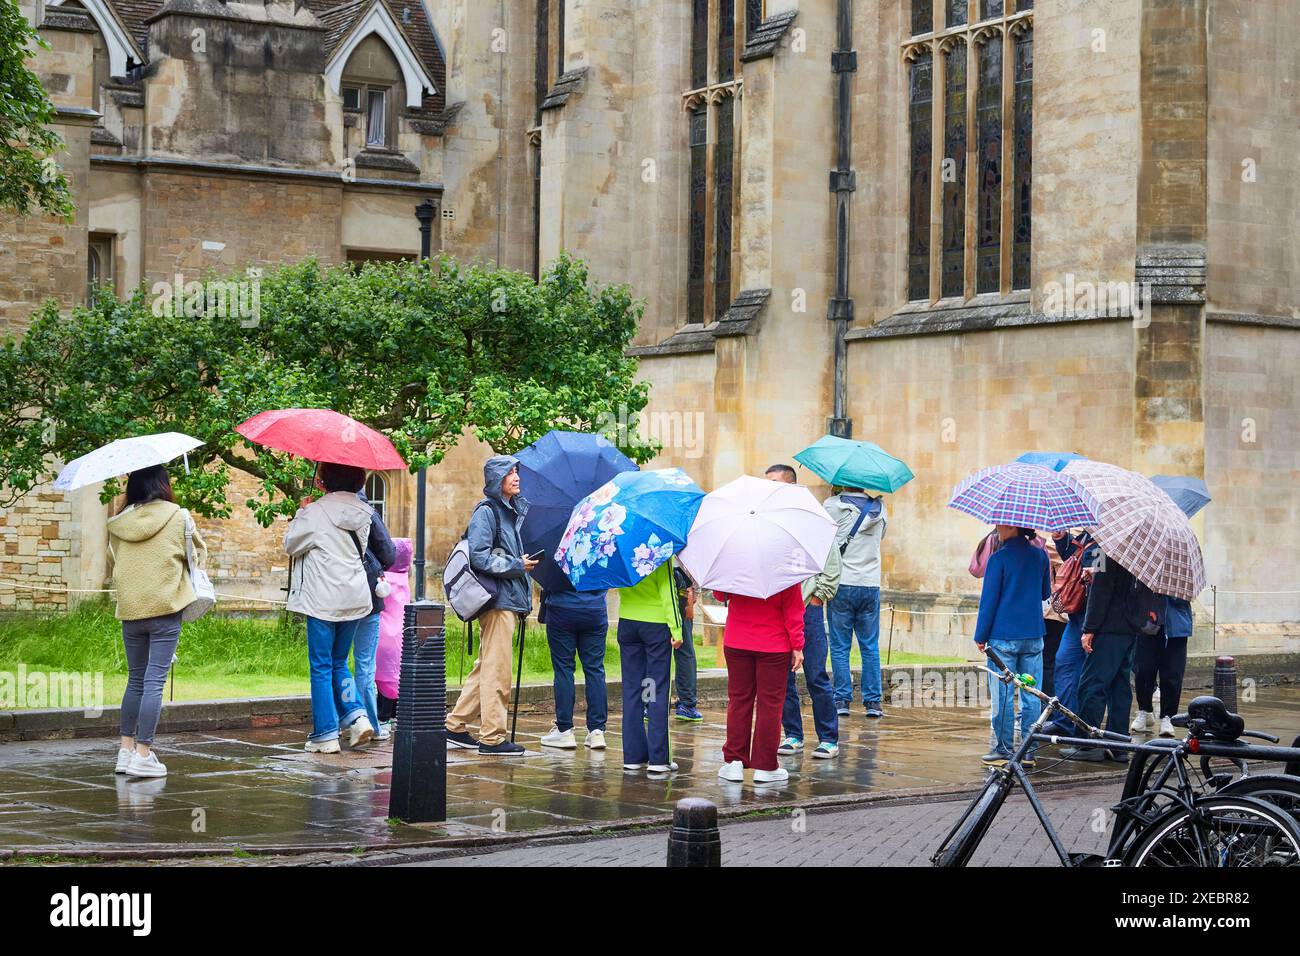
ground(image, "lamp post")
xmin=388 ymin=198 xmax=446 ymax=824
xmin=413 ymin=199 xmax=435 ymax=598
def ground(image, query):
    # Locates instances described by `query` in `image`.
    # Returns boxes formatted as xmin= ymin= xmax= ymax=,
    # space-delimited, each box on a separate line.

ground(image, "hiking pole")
xmin=460 ymin=619 xmax=470 ymax=684
xmin=885 ymin=605 xmax=896 ymax=666
xmin=510 ymin=616 xmax=526 ymax=742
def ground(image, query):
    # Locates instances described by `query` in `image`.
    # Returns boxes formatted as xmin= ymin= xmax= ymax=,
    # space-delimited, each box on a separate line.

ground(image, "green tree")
xmin=0 ymin=254 xmax=658 ymax=523
xmin=0 ymin=0 xmax=75 ymax=218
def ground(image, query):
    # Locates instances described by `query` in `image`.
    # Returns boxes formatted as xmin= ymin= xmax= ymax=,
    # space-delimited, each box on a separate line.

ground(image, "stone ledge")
xmin=627 ymin=324 xmax=717 ymax=356
xmin=714 ymin=288 xmax=771 ymax=336
xmin=740 ymin=9 xmax=798 ymax=62
xmin=408 ymin=102 xmax=463 ymax=136
xmin=353 ymin=149 xmax=421 ymax=174
xmin=1136 ymin=244 xmax=1207 ymax=305
xmin=540 ymin=68 xmax=588 ymax=111
xmin=847 ymin=292 xmax=1130 ymax=340
xmin=1207 ymin=311 xmax=1300 ymax=331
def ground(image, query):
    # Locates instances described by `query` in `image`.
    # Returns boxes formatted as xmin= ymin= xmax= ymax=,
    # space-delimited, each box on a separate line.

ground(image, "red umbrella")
xmin=236 ymin=409 xmax=406 ymax=470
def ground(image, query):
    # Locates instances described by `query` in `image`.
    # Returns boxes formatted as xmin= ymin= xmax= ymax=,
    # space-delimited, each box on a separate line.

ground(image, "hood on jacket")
xmin=483 ymin=455 xmax=521 ymax=503
xmin=836 ymin=493 xmax=885 ymax=527
xmin=390 ymin=537 xmax=413 ymax=573
xmin=314 ymin=491 xmax=374 ymax=532
xmin=107 ymin=500 xmax=181 ymax=542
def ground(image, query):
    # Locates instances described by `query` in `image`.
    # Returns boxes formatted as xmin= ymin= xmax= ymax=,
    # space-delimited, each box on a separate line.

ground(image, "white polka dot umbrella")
xmin=53 ymin=432 xmax=204 ymax=491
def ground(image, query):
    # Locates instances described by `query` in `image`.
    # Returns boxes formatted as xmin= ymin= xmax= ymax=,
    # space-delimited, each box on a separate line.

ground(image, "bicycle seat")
xmin=1184 ymin=695 xmax=1245 ymax=741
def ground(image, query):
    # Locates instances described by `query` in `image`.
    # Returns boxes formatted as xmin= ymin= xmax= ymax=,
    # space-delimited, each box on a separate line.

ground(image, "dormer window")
xmin=366 ymin=89 xmax=387 ymax=146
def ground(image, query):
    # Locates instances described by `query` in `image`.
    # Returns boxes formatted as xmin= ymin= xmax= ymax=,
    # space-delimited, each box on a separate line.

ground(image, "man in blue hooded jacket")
xmin=446 ymin=455 xmax=538 ymax=756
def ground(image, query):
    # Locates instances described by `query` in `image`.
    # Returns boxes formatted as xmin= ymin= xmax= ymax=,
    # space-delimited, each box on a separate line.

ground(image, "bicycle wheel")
xmin=931 ymin=772 xmax=1014 ymax=868
xmin=1125 ymin=795 xmax=1300 ymax=867
xmin=1220 ymin=774 xmax=1300 ymax=823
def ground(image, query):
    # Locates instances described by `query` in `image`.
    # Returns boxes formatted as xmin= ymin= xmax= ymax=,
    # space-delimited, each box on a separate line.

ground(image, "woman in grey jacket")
xmin=283 ymin=462 xmax=375 ymax=753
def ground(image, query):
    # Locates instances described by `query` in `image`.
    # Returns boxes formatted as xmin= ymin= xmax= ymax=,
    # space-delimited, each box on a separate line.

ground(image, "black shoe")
xmin=446 ymin=730 xmax=479 ymax=749
xmin=1105 ymin=749 xmax=1131 ymax=764
xmin=864 ymin=702 xmax=884 ymax=719
xmin=1060 ymin=745 xmax=1106 ymax=762
xmin=478 ymin=740 xmax=526 ymax=756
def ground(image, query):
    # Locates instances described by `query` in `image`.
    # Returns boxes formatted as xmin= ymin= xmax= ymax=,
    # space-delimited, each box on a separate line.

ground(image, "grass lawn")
xmin=0 ymin=600 xmax=962 ymax=708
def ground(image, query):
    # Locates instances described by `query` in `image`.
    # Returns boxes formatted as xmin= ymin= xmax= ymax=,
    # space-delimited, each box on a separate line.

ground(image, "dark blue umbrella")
xmin=1150 ymin=474 xmax=1211 ymax=519
xmin=1015 ymin=451 xmax=1085 ymax=473
xmin=516 ymin=430 xmax=638 ymax=593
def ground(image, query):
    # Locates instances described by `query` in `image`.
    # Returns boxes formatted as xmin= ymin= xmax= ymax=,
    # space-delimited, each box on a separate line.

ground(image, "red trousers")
xmin=723 ymin=646 xmax=791 ymax=771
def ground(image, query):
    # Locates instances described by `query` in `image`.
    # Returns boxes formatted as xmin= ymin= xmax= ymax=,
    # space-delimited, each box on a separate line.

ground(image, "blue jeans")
xmin=617 ymin=619 xmax=672 ymax=765
xmin=986 ymin=638 xmax=1043 ymax=756
xmin=546 ymin=604 xmax=609 ymax=733
xmin=674 ymin=601 xmax=697 ymax=708
xmin=352 ymin=611 xmax=381 ymax=732
xmin=119 ymin=612 xmax=182 ymax=746
xmin=782 ymin=603 xmax=838 ymax=744
xmin=1051 ymin=614 xmax=1087 ymax=729
xmin=306 ymin=616 xmax=367 ymax=742
xmin=827 ymin=585 xmax=881 ymax=707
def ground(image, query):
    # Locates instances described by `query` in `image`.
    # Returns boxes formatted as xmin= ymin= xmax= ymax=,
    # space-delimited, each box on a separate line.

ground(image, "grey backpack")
xmin=442 ymin=504 xmax=499 ymax=622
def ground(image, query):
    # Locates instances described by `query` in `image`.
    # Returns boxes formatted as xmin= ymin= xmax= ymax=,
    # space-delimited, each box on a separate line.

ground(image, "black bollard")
xmin=388 ymin=601 xmax=447 ymax=823
xmin=1213 ymin=655 xmax=1238 ymax=713
xmin=667 ymin=797 xmax=721 ymax=867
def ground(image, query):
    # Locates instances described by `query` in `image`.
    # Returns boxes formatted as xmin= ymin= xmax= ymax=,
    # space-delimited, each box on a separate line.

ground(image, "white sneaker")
xmin=623 ymin=762 xmax=646 ymax=770
xmin=584 ymin=729 xmax=606 ymax=750
xmin=752 ymin=767 xmax=789 ymax=785
xmin=540 ymin=725 xmax=578 ymax=749
xmin=348 ymin=716 xmax=375 ymax=747
xmin=125 ymin=751 xmax=167 ymax=778
xmin=717 ymin=759 xmax=744 ymax=782
xmin=306 ymin=737 xmax=341 ymax=753
xmin=375 ymin=723 xmax=391 ymax=741
xmin=115 ymin=748 xmax=133 ymax=774
xmin=1130 ymin=710 xmax=1153 ymax=733
xmin=1159 ymin=715 xmax=1175 ymax=738
xmin=647 ymin=762 xmax=678 ymax=774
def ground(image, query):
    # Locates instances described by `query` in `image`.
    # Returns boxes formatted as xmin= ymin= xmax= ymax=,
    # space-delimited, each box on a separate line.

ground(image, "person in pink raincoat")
xmin=375 ymin=538 xmax=413 ymax=728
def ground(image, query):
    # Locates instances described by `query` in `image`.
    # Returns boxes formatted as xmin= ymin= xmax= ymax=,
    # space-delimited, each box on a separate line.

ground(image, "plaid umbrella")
xmin=948 ymin=463 xmax=1100 ymax=532
xmin=1063 ymin=460 xmax=1206 ymax=600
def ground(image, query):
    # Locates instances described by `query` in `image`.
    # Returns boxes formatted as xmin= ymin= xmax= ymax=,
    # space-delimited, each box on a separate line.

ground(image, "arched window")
xmin=904 ymin=1 xmax=1033 ymax=302
xmin=339 ymin=36 xmax=408 ymax=150
xmin=365 ymin=472 xmax=388 ymax=523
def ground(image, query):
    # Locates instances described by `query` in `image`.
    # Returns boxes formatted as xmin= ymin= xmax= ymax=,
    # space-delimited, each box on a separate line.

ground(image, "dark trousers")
xmin=1134 ymin=633 xmax=1188 ymax=718
xmin=617 ymin=619 xmax=672 ymax=765
xmin=724 ymin=646 xmax=790 ymax=772
xmin=1077 ymin=631 xmax=1136 ymax=736
xmin=546 ymin=605 xmax=609 ymax=732
xmin=782 ymin=604 xmax=838 ymax=744
xmin=1042 ymin=618 xmax=1065 ymax=698
xmin=673 ymin=601 xmax=697 ymax=708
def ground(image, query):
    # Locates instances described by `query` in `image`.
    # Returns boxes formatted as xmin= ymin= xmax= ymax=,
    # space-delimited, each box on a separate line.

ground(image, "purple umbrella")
xmin=948 ymin=463 xmax=1100 ymax=532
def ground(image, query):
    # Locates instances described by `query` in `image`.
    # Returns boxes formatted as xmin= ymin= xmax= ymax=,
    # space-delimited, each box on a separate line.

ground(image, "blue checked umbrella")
xmin=556 ymin=467 xmax=705 ymax=591
xmin=1015 ymin=451 xmax=1085 ymax=473
xmin=948 ymin=463 xmax=1100 ymax=532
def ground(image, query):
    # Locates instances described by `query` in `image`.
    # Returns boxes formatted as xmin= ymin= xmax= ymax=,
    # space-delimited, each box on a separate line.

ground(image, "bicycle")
xmin=931 ymin=646 xmax=1300 ymax=867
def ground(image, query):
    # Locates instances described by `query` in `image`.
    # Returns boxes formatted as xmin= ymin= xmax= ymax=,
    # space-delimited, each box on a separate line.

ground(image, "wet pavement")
xmin=2 ymin=688 xmax=1298 ymax=859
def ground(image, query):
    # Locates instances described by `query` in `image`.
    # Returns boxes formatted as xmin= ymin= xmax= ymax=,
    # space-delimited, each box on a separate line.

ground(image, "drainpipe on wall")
xmin=826 ymin=0 xmax=856 ymax=439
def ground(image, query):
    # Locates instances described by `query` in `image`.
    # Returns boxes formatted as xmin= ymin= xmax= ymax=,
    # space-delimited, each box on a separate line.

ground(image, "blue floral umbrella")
xmin=516 ymin=430 xmax=638 ymax=593
xmin=1015 ymin=451 xmax=1085 ymax=473
xmin=556 ymin=468 xmax=705 ymax=591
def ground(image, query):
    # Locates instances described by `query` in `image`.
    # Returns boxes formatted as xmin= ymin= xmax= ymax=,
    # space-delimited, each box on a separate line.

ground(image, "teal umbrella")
xmin=793 ymin=435 xmax=915 ymax=493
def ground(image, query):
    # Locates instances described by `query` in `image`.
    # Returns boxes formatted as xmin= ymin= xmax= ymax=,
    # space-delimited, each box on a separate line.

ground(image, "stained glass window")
xmin=535 ymin=0 xmax=549 ymax=119
xmin=747 ymin=0 xmax=764 ymax=38
xmin=976 ymin=37 xmax=1002 ymax=294
xmin=691 ymin=0 xmax=709 ymax=88
xmin=1012 ymin=28 xmax=1032 ymax=290
xmin=556 ymin=0 xmax=565 ymax=74
xmin=981 ymin=0 xmax=1004 ymax=19
xmin=912 ymin=0 xmax=932 ymax=35
xmin=908 ymin=52 xmax=934 ymax=301
xmin=941 ymin=42 xmax=967 ymax=298
xmin=714 ymin=103 xmax=735 ymax=319
xmin=718 ymin=0 xmax=736 ymax=83
xmin=947 ymin=0 xmax=967 ymax=29
xmin=688 ymin=108 xmax=708 ymax=324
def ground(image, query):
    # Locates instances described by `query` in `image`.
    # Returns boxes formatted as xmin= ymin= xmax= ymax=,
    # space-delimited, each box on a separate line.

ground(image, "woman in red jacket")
xmin=715 ymin=584 xmax=805 ymax=785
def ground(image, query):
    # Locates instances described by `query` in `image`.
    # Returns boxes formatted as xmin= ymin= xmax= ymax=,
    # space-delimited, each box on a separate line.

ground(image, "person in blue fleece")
xmin=973 ymin=525 xmax=1052 ymax=766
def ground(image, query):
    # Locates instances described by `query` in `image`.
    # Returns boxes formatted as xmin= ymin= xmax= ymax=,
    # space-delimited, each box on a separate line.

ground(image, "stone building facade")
xmin=3 ymin=0 xmax=1297 ymax=656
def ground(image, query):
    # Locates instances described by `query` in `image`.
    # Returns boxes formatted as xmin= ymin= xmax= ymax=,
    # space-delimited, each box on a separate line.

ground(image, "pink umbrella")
xmin=679 ymin=475 xmax=837 ymax=599
xmin=235 ymin=408 xmax=406 ymax=470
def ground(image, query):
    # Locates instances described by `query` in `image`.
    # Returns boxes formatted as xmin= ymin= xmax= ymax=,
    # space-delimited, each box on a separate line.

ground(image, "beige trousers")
xmin=446 ymin=608 xmax=517 ymax=745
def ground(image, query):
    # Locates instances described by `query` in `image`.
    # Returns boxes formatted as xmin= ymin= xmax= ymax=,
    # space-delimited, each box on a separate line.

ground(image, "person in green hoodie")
xmin=617 ymin=557 xmax=682 ymax=775
xmin=107 ymin=465 xmax=207 ymax=780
